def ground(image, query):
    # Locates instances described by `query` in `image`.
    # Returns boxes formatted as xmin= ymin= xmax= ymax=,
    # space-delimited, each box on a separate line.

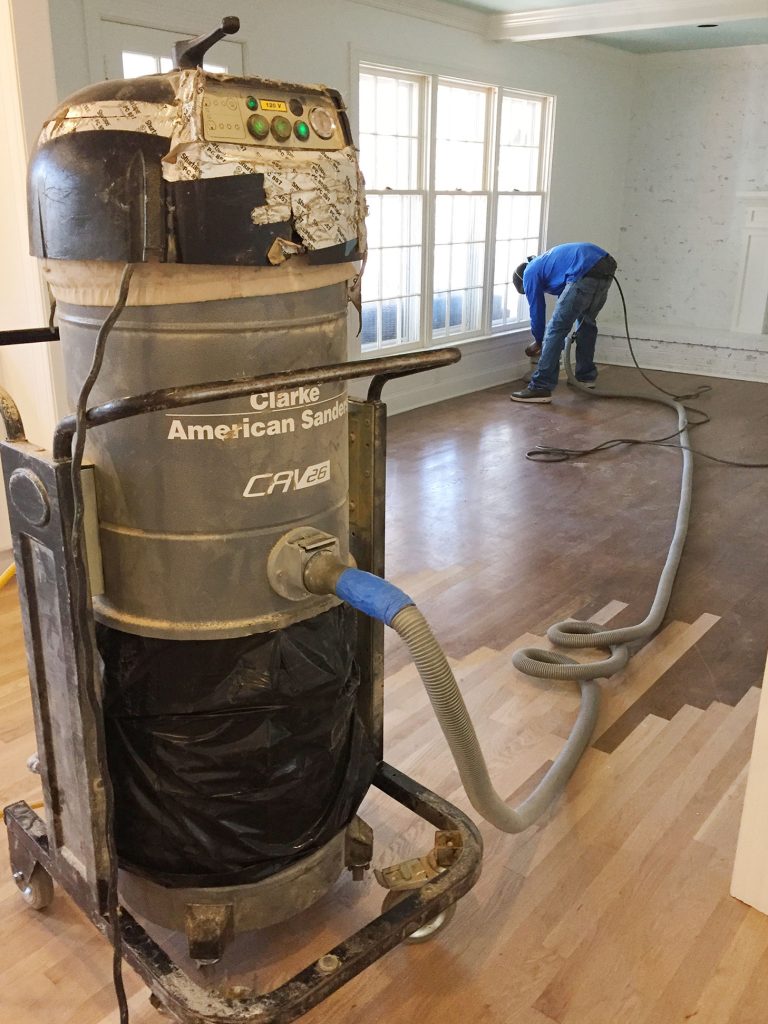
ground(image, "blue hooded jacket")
xmin=523 ymin=242 xmax=607 ymax=343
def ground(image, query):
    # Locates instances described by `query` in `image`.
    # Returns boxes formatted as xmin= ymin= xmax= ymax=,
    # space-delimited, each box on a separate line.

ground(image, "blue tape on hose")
xmin=335 ymin=568 xmax=413 ymax=626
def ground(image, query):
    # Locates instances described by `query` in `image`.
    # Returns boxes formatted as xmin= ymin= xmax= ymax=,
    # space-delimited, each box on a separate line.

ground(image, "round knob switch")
xmin=247 ymin=113 xmax=269 ymax=140
xmin=308 ymin=106 xmax=336 ymax=140
xmin=270 ymin=115 xmax=292 ymax=142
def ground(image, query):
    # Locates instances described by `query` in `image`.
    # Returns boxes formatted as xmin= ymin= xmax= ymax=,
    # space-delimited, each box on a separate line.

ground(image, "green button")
xmin=246 ymin=95 xmax=258 ymax=111
xmin=271 ymin=115 xmax=292 ymax=142
xmin=294 ymin=120 xmax=310 ymax=141
xmin=246 ymin=113 xmax=269 ymax=140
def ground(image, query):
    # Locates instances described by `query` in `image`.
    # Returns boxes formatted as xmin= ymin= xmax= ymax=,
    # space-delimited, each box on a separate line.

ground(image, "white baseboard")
xmin=598 ymin=321 xmax=768 ymax=383
xmin=350 ymin=334 xmax=530 ymax=415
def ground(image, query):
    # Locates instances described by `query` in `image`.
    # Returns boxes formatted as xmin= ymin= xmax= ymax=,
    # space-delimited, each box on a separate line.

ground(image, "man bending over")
xmin=510 ymin=242 xmax=616 ymax=404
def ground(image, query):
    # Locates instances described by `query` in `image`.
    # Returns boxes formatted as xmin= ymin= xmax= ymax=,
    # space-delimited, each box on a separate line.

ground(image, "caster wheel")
xmin=381 ymin=890 xmax=457 ymax=944
xmin=16 ymin=864 xmax=54 ymax=911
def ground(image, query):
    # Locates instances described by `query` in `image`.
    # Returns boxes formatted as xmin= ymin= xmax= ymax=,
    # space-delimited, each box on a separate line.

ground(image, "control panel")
xmin=202 ymin=83 xmax=347 ymax=151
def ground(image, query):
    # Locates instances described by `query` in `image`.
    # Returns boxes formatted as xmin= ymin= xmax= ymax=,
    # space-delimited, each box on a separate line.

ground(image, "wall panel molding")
xmin=598 ymin=323 xmax=768 ymax=383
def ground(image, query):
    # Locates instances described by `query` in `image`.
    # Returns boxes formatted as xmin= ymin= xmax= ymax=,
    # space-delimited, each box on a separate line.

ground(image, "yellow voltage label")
xmin=260 ymin=99 xmax=287 ymax=111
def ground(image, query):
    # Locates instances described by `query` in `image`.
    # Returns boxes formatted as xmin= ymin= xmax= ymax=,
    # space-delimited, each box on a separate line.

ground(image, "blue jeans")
xmin=530 ymin=274 xmax=612 ymax=392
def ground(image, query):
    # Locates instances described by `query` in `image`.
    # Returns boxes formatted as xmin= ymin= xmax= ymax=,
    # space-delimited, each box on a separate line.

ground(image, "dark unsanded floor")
xmin=383 ymin=364 xmax=768 ymax=750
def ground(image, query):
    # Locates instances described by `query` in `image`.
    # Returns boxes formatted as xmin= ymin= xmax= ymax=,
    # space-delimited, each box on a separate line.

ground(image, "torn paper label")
xmin=251 ymin=206 xmax=291 ymax=225
xmin=267 ymin=238 xmax=305 ymax=265
xmin=40 ymin=99 xmax=177 ymax=143
xmin=163 ymin=141 xmax=367 ymax=252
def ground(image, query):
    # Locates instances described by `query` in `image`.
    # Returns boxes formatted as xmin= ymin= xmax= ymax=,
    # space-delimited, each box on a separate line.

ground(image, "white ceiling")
xmin=437 ymin=0 xmax=768 ymax=53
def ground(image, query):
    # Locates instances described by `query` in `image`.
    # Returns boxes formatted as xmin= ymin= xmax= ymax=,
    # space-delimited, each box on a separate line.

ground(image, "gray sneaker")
xmin=510 ymin=385 xmax=552 ymax=404
xmin=567 ymin=379 xmax=596 ymax=390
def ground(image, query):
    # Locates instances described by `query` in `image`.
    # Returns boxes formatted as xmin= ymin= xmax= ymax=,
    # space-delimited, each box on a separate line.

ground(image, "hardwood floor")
xmin=1 ymin=364 xmax=767 ymax=1023
xmin=385 ymin=366 xmax=768 ymax=735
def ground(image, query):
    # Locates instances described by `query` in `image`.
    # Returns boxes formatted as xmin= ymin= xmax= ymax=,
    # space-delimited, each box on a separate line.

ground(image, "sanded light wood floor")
xmin=1 ymin=365 xmax=767 ymax=1024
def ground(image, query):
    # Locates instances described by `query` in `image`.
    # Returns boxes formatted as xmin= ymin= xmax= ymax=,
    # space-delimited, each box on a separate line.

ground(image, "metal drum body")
xmin=18 ymin=56 xmax=376 ymax=962
xmin=59 ymin=283 xmax=350 ymax=640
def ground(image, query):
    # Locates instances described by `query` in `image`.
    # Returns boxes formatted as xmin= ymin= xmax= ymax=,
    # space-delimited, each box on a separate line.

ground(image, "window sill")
xmin=358 ymin=324 xmax=532 ymax=360
xmin=430 ymin=325 xmax=532 ymax=349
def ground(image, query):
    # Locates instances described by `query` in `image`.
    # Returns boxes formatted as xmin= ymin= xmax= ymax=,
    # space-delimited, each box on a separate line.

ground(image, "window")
xmin=122 ymin=51 xmax=172 ymax=77
xmin=122 ymin=52 xmax=227 ymax=77
xmin=493 ymin=96 xmax=546 ymax=331
xmin=433 ymin=82 xmax=490 ymax=339
xmin=358 ymin=64 xmax=552 ymax=351
xmin=359 ymin=69 xmax=425 ymax=349
xmin=99 ymin=21 xmax=243 ymax=80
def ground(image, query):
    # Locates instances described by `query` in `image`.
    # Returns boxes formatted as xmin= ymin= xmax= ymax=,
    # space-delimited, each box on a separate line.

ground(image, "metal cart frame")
xmin=1 ymin=345 xmax=483 ymax=1024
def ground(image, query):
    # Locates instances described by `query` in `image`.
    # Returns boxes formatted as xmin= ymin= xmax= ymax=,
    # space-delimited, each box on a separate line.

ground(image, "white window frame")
xmin=81 ymin=3 xmax=246 ymax=83
xmin=358 ymin=64 xmax=430 ymax=353
xmin=101 ymin=21 xmax=244 ymax=79
xmin=490 ymin=88 xmax=555 ymax=335
xmin=430 ymin=76 xmax=495 ymax=344
xmin=356 ymin=59 xmax=554 ymax=354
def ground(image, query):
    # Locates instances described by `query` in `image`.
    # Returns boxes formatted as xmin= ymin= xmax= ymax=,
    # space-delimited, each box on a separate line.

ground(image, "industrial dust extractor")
xmin=3 ymin=12 xmax=697 ymax=1024
xmin=0 ymin=15 xmax=481 ymax=1024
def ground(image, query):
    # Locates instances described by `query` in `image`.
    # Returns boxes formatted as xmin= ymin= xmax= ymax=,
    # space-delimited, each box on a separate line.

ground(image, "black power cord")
xmin=526 ymin=273 xmax=768 ymax=468
xmin=611 ymin=276 xmax=712 ymax=404
xmin=69 ymin=263 xmax=135 ymax=1024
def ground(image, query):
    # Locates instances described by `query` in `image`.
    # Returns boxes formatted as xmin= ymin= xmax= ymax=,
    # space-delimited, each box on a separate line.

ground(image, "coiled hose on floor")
xmin=320 ymin=338 xmax=693 ymax=833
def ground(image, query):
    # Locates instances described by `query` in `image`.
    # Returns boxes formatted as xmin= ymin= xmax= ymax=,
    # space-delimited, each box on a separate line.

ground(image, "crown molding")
xmin=350 ymin=0 xmax=489 ymax=37
xmin=487 ymin=0 xmax=767 ymax=42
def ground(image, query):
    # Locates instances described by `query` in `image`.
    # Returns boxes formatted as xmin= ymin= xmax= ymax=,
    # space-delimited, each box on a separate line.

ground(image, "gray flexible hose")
xmin=391 ymin=604 xmax=601 ymax=832
xmin=390 ymin=338 xmax=693 ymax=833
xmin=520 ymin=338 xmax=693 ymax=661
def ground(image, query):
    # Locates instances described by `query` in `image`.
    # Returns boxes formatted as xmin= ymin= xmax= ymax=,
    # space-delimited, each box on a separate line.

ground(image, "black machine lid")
xmin=28 ymin=16 xmax=365 ymax=268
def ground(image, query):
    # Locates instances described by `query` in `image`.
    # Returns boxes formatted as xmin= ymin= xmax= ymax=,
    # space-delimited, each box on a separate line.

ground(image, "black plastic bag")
xmin=98 ymin=605 xmax=377 ymax=887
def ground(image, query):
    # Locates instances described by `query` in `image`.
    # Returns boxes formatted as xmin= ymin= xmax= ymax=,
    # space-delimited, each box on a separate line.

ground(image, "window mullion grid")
xmin=366 ymin=188 xmax=424 ymax=350
xmin=422 ymin=73 xmax=438 ymax=347
xmin=537 ymin=96 xmax=554 ymax=253
xmin=483 ymin=87 xmax=501 ymax=334
xmin=536 ymin=95 xmax=549 ymax=194
xmin=360 ymin=70 xmax=552 ymax=348
xmin=447 ymin=198 xmax=455 ymax=334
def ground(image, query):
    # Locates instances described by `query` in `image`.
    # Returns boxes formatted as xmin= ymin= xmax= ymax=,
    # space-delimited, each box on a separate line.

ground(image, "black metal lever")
xmin=172 ymin=16 xmax=240 ymax=70
xmin=52 ymin=348 xmax=462 ymax=461
xmin=0 ymin=327 xmax=59 ymax=346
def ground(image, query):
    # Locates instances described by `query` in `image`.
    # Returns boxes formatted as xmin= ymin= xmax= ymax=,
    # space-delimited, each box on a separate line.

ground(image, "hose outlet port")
xmin=267 ymin=528 xmax=343 ymax=601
